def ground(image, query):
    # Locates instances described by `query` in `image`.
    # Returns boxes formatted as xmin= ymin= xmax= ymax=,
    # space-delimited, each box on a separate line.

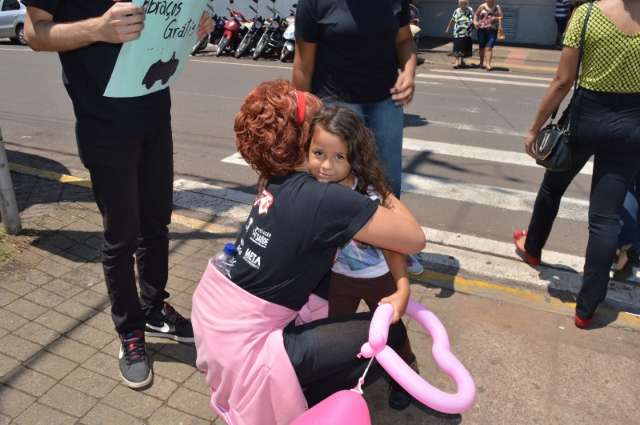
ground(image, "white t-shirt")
xmin=332 ymin=180 xmax=390 ymax=279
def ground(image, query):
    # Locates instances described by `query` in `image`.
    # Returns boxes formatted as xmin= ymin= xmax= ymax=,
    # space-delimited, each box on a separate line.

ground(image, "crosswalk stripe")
xmin=221 ymin=152 xmax=589 ymax=222
xmin=401 ymin=173 xmax=587 ymax=222
xmin=416 ymin=73 xmax=549 ymax=88
xmin=223 ymin=137 xmax=594 ymax=177
xmin=429 ymin=68 xmax=553 ymax=82
xmin=172 ymin=177 xmax=587 ymax=264
xmin=402 ymin=138 xmax=592 ymax=176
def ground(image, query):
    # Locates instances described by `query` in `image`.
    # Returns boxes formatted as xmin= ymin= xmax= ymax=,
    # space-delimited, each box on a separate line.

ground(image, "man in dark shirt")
xmin=23 ymin=0 xmax=212 ymax=389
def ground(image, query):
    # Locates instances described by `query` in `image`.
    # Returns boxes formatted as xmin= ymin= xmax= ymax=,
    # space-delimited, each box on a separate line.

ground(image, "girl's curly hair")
xmin=234 ymin=79 xmax=322 ymax=178
xmin=304 ymin=107 xmax=392 ymax=202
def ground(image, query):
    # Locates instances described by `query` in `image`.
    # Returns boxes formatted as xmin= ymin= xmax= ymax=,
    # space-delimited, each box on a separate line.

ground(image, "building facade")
xmin=415 ymin=0 xmax=559 ymax=46
xmin=219 ymin=0 xmax=559 ymax=47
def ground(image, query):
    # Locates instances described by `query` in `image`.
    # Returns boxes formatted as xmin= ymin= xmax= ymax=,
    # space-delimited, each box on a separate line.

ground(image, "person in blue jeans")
xmin=292 ymin=0 xmax=422 ymax=274
xmin=613 ymin=175 xmax=640 ymax=280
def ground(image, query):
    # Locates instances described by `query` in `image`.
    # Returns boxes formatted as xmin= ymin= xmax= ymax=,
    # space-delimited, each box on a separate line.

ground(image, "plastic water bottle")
xmin=213 ymin=243 xmax=237 ymax=277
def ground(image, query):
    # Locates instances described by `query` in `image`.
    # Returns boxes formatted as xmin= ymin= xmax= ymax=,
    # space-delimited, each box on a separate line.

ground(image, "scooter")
xmin=280 ymin=5 xmax=296 ymax=62
xmin=253 ymin=1 xmax=285 ymax=60
xmin=235 ymin=2 xmax=265 ymax=58
xmin=216 ymin=7 xmax=249 ymax=57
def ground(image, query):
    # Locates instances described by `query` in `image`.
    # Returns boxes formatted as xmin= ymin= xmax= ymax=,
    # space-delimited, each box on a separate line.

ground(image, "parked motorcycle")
xmin=252 ymin=2 xmax=285 ymax=60
xmin=191 ymin=13 xmax=226 ymax=56
xmin=280 ymin=6 xmax=296 ymax=62
xmin=217 ymin=7 xmax=249 ymax=57
xmin=235 ymin=3 xmax=265 ymax=58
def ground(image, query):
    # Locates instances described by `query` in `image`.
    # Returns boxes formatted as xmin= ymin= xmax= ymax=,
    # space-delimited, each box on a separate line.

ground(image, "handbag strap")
xmin=550 ymin=1 xmax=594 ymax=121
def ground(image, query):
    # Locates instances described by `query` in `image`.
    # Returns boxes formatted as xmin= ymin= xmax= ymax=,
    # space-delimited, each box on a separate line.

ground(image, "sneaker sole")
xmin=119 ymin=369 xmax=153 ymax=389
xmin=145 ymin=331 xmax=195 ymax=344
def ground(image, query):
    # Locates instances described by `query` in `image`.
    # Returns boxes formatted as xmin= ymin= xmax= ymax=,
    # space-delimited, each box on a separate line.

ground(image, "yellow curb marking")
xmin=10 ymin=162 xmax=640 ymax=329
xmin=415 ymin=270 xmax=640 ymax=329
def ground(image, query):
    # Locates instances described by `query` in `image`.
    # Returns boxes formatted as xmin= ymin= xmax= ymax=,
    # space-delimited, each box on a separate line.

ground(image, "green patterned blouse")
xmin=564 ymin=3 xmax=640 ymax=93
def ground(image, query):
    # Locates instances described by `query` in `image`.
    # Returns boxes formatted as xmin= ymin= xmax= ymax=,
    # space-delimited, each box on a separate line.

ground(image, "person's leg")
xmin=88 ymin=164 xmax=143 ymax=333
xmin=284 ymin=312 xmax=408 ymax=406
xmin=88 ymin=161 xmax=153 ymax=388
xmin=485 ymin=47 xmax=493 ymax=70
xmin=328 ymin=273 xmax=363 ymax=317
xmin=577 ymin=153 xmax=640 ymax=319
xmin=523 ymin=146 xmax=592 ymax=259
xmin=363 ymin=99 xmax=404 ymax=197
xmin=477 ymin=30 xmax=486 ymax=67
xmin=136 ymin=121 xmax=173 ymax=315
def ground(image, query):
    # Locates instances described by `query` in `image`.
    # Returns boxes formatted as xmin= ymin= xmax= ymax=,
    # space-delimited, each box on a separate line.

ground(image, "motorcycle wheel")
xmin=191 ymin=36 xmax=209 ymax=56
xmin=280 ymin=48 xmax=290 ymax=62
xmin=253 ymin=35 xmax=268 ymax=60
xmin=235 ymin=34 xmax=252 ymax=58
xmin=216 ymin=37 xmax=229 ymax=57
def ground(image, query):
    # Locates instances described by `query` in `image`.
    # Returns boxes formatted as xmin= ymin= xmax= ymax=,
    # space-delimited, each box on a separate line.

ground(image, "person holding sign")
xmin=23 ymin=0 xmax=213 ymax=389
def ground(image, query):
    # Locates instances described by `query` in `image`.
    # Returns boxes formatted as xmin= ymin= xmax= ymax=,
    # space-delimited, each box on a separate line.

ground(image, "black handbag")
xmin=532 ymin=2 xmax=593 ymax=172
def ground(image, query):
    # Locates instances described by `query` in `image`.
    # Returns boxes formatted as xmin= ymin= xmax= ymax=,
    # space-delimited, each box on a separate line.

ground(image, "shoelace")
xmin=122 ymin=331 xmax=146 ymax=364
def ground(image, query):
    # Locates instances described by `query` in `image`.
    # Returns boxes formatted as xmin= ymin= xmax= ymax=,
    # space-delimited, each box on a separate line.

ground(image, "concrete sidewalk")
xmin=418 ymin=39 xmax=561 ymax=74
xmin=1 ymin=168 xmax=639 ymax=425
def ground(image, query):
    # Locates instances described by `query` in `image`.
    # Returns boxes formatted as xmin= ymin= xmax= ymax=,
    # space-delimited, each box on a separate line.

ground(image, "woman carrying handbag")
xmin=515 ymin=0 xmax=640 ymax=329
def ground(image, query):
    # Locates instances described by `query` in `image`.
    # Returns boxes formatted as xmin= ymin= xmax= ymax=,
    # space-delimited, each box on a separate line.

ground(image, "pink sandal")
xmin=513 ymin=230 xmax=541 ymax=267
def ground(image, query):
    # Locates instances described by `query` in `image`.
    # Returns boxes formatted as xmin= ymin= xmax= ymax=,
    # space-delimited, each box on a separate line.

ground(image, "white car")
xmin=0 ymin=0 xmax=26 ymax=45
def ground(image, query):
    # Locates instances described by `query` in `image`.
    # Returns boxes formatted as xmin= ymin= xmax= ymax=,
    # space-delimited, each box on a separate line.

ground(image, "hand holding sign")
xmin=97 ymin=1 xmax=145 ymax=44
xmin=104 ymin=0 xmax=209 ymax=98
xmin=196 ymin=11 xmax=213 ymax=40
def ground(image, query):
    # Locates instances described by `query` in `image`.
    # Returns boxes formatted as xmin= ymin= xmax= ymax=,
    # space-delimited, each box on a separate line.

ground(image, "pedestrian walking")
xmin=192 ymin=80 xmax=425 ymax=425
xmin=473 ymin=0 xmax=503 ymax=71
xmin=303 ymin=106 xmax=417 ymax=410
xmin=555 ymin=0 xmax=572 ymax=47
xmin=515 ymin=0 xmax=640 ymax=329
xmin=292 ymin=0 xmax=423 ymax=274
xmin=23 ymin=1 xmax=212 ymax=388
xmin=445 ymin=0 xmax=474 ymax=69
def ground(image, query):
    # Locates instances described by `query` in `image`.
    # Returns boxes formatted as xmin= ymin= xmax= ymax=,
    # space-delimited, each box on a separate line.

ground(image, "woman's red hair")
xmin=234 ymin=79 xmax=322 ymax=177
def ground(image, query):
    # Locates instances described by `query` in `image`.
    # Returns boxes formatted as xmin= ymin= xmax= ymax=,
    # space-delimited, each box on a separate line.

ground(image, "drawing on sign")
xmin=142 ymin=52 xmax=180 ymax=89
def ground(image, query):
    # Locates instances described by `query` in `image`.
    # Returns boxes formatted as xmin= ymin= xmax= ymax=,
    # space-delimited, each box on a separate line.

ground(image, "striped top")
xmin=555 ymin=0 xmax=571 ymax=19
xmin=564 ymin=3 xmax=640 ymax=93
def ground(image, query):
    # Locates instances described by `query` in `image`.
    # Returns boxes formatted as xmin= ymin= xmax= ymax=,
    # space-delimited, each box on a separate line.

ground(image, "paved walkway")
xmin=1 ymin=170 xmax=639 ymax=425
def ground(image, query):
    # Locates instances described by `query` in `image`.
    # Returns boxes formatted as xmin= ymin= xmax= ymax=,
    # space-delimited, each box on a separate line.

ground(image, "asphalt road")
xmin=0 ymin=43 xmax=589 ymax=257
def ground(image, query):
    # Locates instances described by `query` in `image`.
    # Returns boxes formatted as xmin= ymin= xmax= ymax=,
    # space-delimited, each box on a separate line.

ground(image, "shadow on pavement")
xmin=412 ymin=253 xmax=461 ymax=299
xmin=404 ymin=113 xmax=428 ymax=128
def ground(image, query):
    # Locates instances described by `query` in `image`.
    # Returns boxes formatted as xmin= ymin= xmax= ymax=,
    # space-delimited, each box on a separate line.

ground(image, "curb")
xmin=9 ymin=162 xmax=640 ymax=330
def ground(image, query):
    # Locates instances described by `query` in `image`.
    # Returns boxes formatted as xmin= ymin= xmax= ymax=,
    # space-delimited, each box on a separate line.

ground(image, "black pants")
xmin=283 ymin=312 xmax=408 ymax=406
xmin=555 ymin=17 xmax=568 ymax=45
xmin=86 ymin=120 xmax=174 ymax=333
xmin=525 ymin=89 xmax=640 ymax=319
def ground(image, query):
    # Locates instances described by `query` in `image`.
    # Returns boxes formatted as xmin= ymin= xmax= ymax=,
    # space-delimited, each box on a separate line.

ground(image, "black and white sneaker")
xmin=118 ymin=330 xmax=152 ymax=389
xmin=145 ymin=302 xmax=195 ymax=344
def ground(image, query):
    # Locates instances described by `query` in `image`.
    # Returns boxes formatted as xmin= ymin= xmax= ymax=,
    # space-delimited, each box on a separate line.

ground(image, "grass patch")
xmin=0 ymin=227 xmax=15 ymax=263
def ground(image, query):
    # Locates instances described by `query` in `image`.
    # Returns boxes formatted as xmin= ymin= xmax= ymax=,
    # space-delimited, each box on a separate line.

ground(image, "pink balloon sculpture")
xmin=290 ymin=299 xmax=475 ymax=425
xmin=360 ymin=299 xmax=476 ymax=414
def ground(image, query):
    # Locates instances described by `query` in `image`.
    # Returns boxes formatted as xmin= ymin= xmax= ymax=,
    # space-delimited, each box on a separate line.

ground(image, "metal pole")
xmin=0 ymin=128 xmax=21 ymax=235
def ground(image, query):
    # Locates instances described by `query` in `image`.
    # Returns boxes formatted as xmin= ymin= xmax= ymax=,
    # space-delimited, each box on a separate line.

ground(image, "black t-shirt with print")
xmin=229 ymin=172 xmax=378 ymax=311
xmin=22 ymin=0 xmax=171 ymax=160
xmin=295 ymin=0 xmax=411 ymax=103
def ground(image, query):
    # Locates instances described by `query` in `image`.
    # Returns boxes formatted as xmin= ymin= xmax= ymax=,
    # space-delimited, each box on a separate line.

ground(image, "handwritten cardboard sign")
xmin=104 ymin=0 xmax=208 ymax=98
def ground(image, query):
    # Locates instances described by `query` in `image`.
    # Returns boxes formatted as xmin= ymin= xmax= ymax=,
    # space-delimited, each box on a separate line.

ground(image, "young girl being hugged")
xmin=304 ymin=107 xmax=418 ymax=411
xmin=446 ymin=0 xmax=474 ymax=69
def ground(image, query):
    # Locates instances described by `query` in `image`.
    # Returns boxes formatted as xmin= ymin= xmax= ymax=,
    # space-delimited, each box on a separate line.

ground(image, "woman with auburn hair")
xmin=192 ymin=80 xmax=426 ymax=425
